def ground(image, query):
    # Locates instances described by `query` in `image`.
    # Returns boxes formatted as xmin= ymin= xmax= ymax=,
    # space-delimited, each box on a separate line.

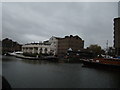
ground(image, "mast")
xmin=106 ymin=40 xmax=108 ymax=57
xmin=106 ymin=40 xmax=108 ymax=52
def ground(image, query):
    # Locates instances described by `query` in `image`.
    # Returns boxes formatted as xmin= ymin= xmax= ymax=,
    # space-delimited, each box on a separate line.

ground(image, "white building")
xmin=22 ymin=36 xmax=61 ymax=55
xmin=22 ymin=43 xmax=51 ymax=54
xmin=48 ymin=36 xmax=60 ymax=55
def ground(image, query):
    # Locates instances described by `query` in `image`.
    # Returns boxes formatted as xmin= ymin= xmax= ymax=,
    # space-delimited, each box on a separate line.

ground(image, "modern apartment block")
xmin=118 ymin=1 xmax=120 ymax=17
xmin=0 ymin=41 xmax=1 ymax=54
xmin=114 ymin=17 xmax=120 ymax=56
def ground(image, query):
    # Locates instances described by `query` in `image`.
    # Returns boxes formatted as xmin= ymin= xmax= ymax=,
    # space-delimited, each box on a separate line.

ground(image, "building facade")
xmin=2 ymin=38 xmax=22 ymax=54
xmin=57 ymin=35 xmax=84 ymax=57
xmin=0 ymin=41 xmax=1 ymax=54
xmin=114 ymin=17 xmax=120 ymax=56
xmin=22 ymin=43 xmax=51 ymax=54
xmin=22 ymin=35 xmax=84 ymax=57
xmin=48 ymin=36 xmax=60 ymax=55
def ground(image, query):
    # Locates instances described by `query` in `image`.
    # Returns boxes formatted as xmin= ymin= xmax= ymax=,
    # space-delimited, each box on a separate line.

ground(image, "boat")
xmin=82 ymin=58 xmax=120 ymax=69
xmin=8 ymin=51 xmax=39 ymax=60
xmin=7 ymin=51 xmax=59 ymax=61
xmin=8 ymin=51 xmax=23 ymax=56
xmin=15 ymin=54 xmax=39 ymax=60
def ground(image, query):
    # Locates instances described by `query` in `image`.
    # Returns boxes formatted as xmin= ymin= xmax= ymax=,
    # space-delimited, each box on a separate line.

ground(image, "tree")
xmin=87 ymin=44 xmax=105 ymax=57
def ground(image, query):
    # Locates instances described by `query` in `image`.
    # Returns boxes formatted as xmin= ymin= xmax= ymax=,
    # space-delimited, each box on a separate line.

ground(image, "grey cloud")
xmin=0 ymin=3 xmax=2 ymax=40
xmin=2 ymin=2 xmax=118 ymax=48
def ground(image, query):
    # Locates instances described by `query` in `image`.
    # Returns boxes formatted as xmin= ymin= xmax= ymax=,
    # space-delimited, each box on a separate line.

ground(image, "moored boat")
xmin=7 ymin=51 xmax=39 ymax=60
xmin=82 ymin=58 xmax=120 ymax=68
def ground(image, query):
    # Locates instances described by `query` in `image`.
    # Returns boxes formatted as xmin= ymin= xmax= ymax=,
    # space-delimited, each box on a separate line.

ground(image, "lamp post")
xmin=106 ymin=40 xmax=108 ymax=58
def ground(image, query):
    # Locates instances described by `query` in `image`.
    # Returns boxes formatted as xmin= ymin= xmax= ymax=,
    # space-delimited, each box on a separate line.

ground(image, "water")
xmin=2 ymin=55 xmax=120 ymax=88
xmin=0 ymin=55 xmax=2 ymax=89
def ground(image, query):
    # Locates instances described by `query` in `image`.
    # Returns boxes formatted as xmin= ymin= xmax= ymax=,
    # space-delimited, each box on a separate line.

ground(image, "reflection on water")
xmin=20 ymin=59 xmax=56 ymax=65
xmin=0 ymin=55 xmax=1 ymax=89
xmin=21 ymin=59 xmax=42 ymax=65
xmin=2 ymin=55 xmax=120 ymax=88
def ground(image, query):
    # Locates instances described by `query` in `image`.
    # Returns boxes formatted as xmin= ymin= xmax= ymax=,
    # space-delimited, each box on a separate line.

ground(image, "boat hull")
xmin=82 ymin=60 xmax=120 ymax=69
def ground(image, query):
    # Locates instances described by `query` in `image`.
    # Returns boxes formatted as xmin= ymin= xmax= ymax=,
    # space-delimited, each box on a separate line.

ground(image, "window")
xmin=40 ymin=48 xmax=42 ymax=53
xmin=44 ymin=48 xmax=47 ymax=53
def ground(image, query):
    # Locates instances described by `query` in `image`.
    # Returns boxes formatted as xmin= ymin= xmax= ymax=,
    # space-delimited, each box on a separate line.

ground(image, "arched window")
xmin=44 ymin=48 xmax=47 ymax=54
xmin=40 ymin=48 xmax=42 ymax=54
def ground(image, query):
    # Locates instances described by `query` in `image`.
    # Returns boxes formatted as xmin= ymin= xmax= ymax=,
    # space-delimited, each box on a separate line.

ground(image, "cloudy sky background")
xmin=0 ymin=3 xmax=2 ymax=40
xmin=2 ymin=2 xmax=118 ymax=48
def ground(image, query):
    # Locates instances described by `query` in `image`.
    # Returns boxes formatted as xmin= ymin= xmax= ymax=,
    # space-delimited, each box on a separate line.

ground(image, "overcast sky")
xmin=2 ymin=2 xmax=118 ymax=48
xmin=0 ymin=3 xmax=2 ymax=40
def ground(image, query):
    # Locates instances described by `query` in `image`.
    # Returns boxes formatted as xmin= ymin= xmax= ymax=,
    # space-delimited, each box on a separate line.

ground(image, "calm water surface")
xmin=2 ymin=56 xmax=120 ymax=88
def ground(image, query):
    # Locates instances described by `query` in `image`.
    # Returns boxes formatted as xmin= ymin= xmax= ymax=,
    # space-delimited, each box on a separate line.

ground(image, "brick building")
xmin=2 ymin=38 xmax=22 ymax=54
xmin=114 ymin=17 xmax=120 ymax=56
xmin=57 ymin=35 xmax=84 ymax=57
